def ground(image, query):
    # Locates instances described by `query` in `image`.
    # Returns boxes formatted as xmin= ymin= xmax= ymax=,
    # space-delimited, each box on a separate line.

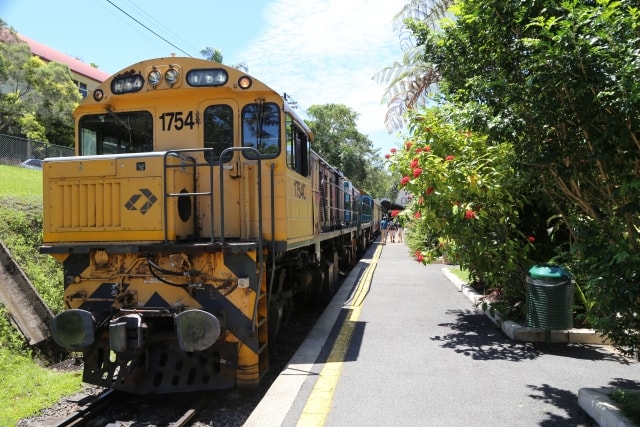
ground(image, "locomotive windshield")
xmin=242 ymin=102 xmax=280 ymax=159
xmin=79 ymin=111 xmax=153 ymax=155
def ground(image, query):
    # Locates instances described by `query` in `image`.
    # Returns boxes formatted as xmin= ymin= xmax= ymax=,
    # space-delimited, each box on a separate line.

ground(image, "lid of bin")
xmin=528 ymin=264 xmax=570 ymax=279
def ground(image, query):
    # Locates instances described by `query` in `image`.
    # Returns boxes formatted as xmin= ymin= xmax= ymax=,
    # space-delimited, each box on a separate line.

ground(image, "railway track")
xmin=51 ymin=390 xmax=120 ymax=427
xmin=47 ymin=390 xmax=216 ymax=427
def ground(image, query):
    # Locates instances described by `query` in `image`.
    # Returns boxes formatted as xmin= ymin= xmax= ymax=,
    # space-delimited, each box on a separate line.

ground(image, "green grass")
xmin=0 ymin=348 xmax=83 ymax=426
xmin=0 ymin=165 xmax=43 ymax=200
xmin=610 ymin=389 xmax=640 ymax=425
xmin=449 ymin=266 xmax=470 ymax=283
xmin=0 ymin=164 xmax=83 ymax=425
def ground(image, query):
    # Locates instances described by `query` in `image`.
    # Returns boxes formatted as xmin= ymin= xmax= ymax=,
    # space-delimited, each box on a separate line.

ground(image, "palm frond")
xmin=382 ymin=69 xmax=439 ymax=133
xmin=376 ymin=0 xmax=453 ymax=133
xmin=394 ymin=0 xmax=453 ymax=50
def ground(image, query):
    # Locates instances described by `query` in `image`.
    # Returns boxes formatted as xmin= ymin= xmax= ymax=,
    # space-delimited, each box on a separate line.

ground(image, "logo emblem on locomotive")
xmin=124 ymin=188 xmax=158 ymax=214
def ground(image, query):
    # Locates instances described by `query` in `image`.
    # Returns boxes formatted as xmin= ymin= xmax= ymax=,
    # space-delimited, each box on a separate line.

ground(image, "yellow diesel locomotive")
xmin=42 ymin=57 xmax=381 ymax=394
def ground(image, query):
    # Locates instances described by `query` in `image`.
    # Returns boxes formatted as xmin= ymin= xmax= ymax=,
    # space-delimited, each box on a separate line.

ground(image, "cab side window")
xmin=286 ymin=114 xmax=310 ymax=176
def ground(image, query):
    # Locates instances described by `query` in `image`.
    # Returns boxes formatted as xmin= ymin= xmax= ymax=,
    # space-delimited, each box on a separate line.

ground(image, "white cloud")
xmin=231 ymin=0 xmax=406 ymax=153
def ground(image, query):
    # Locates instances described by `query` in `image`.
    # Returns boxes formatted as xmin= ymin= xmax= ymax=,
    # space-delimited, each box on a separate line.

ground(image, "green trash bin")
xmin=526 ymin=265 xmax=573 ymax=330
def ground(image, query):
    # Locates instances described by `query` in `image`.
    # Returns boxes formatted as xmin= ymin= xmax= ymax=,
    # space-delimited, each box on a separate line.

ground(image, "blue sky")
xmin=1 ymin=0 xmax=408 ymax=156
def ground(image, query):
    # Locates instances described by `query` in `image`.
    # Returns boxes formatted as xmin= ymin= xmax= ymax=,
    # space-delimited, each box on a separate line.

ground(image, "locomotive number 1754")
xmin=159 ymin=111 xmax=196 ymax=131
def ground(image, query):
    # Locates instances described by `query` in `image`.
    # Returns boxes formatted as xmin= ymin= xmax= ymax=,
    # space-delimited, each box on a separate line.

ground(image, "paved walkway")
xmin=246 ymin=239 xmax=640 ymax=426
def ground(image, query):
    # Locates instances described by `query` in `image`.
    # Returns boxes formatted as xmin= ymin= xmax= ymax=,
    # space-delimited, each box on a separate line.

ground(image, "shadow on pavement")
xmin=528 ymin=383 xmax=596 ymax=426
xmin=431 ymin=309 xmax=541 ymax=361
xmin=431 ymin=308 xmax=630 ymax=364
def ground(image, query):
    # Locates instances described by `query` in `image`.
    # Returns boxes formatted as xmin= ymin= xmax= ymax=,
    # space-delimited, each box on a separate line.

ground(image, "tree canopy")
xmin=305 ymin=103 xmax=391 ymax=198
xmin=200 ymin=46 xmax=248 ymax=72
xmin=0 ymin=21 xmax=81 ymax=145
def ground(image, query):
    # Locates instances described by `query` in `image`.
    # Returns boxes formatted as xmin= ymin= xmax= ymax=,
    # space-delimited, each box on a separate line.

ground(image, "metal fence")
xmin=0 ymin=134 xmax=74 ymax=166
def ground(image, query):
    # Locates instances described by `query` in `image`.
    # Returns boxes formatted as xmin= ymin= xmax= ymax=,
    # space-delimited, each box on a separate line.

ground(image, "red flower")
xmin=391 ymin=210 xmax=400 ymax=217
xmin=445 ymin=155 xmax=455 ymax=161
xmin=527 ymin=236 xmax=536 ymax=243
xmin=464 ymin=210 xmax=476 ymax=220
xmin=405 ymin=141 xmax=413 ymax=150
xmin=414 ymin=211 xmax=421 ymax=219
xmin=384 ymin=153 xmax=390 ymax=159
xmin=410 ymin=158 xmax=419 ymax=169
xmin=416 ymin=254 xmax=424 ymax=263
xmin=424 ymin=145 xmax=431 ymax=152
xmin=390 ymin=148 xmax=397 ymax=153
xmin=418 ymin=197 xmax=424 ymax=205
xmin=413 ymin=167 xmax=422 ymax=178
xmin=426 ymin=187 xmax=434 ymax=195
xmin=400 ymin=176 xmax=410 ymax=186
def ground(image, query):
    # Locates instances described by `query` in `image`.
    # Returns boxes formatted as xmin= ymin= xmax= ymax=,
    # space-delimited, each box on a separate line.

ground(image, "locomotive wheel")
xmin=268 ymin=269 xmax=292 ymax=341
xmin=342 ymin=246 xmax=354 ymax=269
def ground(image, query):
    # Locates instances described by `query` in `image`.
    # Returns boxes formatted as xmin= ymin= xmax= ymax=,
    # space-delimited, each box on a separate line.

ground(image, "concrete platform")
xmin=245 ymin=242 xmax=639 ymax=427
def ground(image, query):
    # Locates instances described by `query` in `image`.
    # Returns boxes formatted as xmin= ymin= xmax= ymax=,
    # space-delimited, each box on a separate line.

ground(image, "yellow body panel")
xmin=286 ymin=170 xmax=313 ymax=238
xmin=43 ymin=153 xmax=194 ymax=243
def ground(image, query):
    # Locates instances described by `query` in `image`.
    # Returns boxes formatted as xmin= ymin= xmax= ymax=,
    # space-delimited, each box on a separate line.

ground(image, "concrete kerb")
xmin=441 ymin=267 xmax=608 ymax=345
xmin=578 ymin=388 xmax=636 ymax=427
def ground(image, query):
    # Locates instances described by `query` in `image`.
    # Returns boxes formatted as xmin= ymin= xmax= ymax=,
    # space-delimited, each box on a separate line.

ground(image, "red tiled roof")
xmin=18 ymin=34 xmax=111 ymax=83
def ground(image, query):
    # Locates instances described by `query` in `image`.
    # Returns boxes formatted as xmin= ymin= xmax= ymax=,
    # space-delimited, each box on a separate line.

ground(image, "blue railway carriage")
xmin=41 ymin=57 xmax=378 ymax=394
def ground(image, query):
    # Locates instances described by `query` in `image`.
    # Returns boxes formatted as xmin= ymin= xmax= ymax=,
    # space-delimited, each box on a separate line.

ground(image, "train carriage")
xmin=42 ymin=57 xmax=381 ymax=394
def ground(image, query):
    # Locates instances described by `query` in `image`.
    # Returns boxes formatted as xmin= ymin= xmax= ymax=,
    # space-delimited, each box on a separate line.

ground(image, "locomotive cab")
xmin=42 ymin=57 xmax=379 ymax=394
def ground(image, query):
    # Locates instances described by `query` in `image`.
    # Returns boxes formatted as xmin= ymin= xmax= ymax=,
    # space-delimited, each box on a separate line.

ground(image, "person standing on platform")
xmin=389 ymin=220 xmax=397 ymax=243
xmin=380 ymin=216 xmax=389 ymax=245
xmin=396 ymin=221 xmax=403 ymax=243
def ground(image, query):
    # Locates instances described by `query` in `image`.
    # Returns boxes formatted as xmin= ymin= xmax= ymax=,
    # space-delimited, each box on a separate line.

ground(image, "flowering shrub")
xmin=404 ymin=0 xmax=640 ymax=349
xmin=386 ymin=107 xmax=541 ymax=308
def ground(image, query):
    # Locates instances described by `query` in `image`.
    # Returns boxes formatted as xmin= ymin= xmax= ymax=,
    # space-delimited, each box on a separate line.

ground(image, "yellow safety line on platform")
xmin=296 ymin=244 xmax=382 ymax=427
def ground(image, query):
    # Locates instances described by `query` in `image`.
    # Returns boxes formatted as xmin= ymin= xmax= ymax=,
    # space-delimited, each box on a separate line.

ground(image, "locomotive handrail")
xmin=163 ymin=151 xmax=199 ymax=243
xmin=163 ymin=147 xmax=268 ymax=335
xmin=267 ymin=162 xmax=276 ymax=330
xmin=218 ymin=147 xmax=263 ymax=246
xmin=219 ymin=146 xmax=265 ymax=333
xmin=163 ymin=149 xmax=215 ymax=244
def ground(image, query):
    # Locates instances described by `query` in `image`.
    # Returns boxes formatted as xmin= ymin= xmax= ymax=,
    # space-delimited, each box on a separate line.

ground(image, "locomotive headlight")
xmin=175 ymin=310 xmax=221 ymax=352
xmin=93 ymin=89 xmax=104 ymax=102
xmin=148 ymin=69 xmax=162 ymax=86
xmin=238 ymin=76 xmax=252 ymax=89
xmin=51 ymin=309 xmax=96 ymax=351
xmin=165 ymin=67 xmax=179 ymax=86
